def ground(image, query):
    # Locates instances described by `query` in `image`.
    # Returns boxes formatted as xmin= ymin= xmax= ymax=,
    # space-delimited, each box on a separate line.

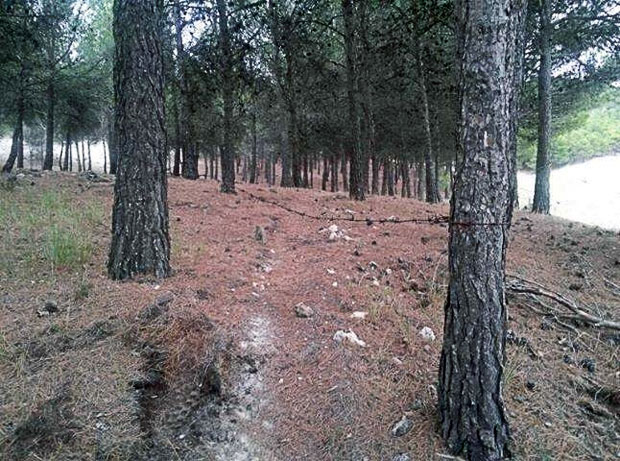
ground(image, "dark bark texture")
xmin=438 ymin=0 xmax=525 ymax=458
xmin=217 ymin=0 xmax=236 ymax=193
xmin=108 ymin=0 xmax=170 ymax=280
xmin=532 ymin=0 xmax=552 ymax=214
xmin=342 ymin=0 xmax=364 ymax=201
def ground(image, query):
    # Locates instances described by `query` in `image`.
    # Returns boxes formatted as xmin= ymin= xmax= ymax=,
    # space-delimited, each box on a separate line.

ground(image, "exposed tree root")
xmin=506 ymin=275 xmax=620 ymax=331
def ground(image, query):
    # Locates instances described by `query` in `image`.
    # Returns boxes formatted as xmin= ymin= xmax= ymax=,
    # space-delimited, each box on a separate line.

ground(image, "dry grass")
xmin=0 ymin=172 xmax=618 ymax=460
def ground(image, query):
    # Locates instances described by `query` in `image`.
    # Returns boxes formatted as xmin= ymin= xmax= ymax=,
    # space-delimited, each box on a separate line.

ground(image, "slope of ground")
xmin=0 ymin=171 xmax=618 ymax=460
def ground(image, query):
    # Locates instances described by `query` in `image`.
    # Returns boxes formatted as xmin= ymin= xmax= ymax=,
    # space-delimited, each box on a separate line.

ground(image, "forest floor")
xmin=0 ymin=171 xmax=618 ymax=461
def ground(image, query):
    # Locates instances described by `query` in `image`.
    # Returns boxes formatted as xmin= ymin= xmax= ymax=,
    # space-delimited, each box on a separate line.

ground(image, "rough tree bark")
xmin=108 ymin=0 xmax=170 ymax=280
xmin=438 ymin=0 xmax=525 ymax=458
xmin=532 ymin=0 xmax=552 ymax=214
xmin=217 ymin=0 xmax=236 ymax=193
xmin=342 ymin=0 xmax=364 ymax=200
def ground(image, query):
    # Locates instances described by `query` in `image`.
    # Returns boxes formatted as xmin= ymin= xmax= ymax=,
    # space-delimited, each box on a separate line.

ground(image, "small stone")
xmin=568 ymin=283 xmax=583 ymax=291
xmin=580 ymin=357 xmax=596 ymax=373
xmin=392 ymin=454 xmax=411 ymax=461
xmin=254 ymin=226 xmax=266 ymax=244
xmin=391 ymin=415 xmax=413 ymax=437
xmin=418 ymin=326 xmax=435 ymax=341
xmin=350 ymin=311 xmax=368 ymax=319
xmin=294 ymin=302 xmax=314 ymax=318
xmin=333 ymin=329 xmax=366 ymax=347
xmin=44 ymin=300 xmax=58 ymax=313
xmin=155 ymin=292 xmax=174 ymax=306
xmin=563 ymin=355 xmax=575 ymax=365
xmin=391 ymin=357 xmax=403 ymax=366
xmin=423 ymin=345 xmax=431 ymax=353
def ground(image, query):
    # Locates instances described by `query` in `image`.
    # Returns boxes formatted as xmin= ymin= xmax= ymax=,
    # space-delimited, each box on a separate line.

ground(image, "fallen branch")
xmin=507 ymin=275 xmax=620 ymax=331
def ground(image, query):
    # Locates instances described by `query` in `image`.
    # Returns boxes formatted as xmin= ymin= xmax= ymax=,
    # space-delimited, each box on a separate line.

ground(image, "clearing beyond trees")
xmin=1 ymin=172 xmax=618 ymax=460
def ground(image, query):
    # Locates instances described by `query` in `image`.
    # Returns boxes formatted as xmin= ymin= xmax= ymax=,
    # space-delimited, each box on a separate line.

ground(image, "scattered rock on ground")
xmin=392 ymin=454 xmax=411 ymax=461
xmin=37 ymin=300 xmax=58 ymax=317
xmin=391 ymin=415 xmax=413 ymax=437
xmin=333 ymin=329 xmax=366 ymax=347
xmin=350 ymin=311 xmax=368 ymax=319
xmin=254 ymin=225 xmax=266 ymax=244
xmin=295 ymin=302 xmax=314 ymax=318
xmin=580 ymin=357 xmax=596 ymax=373
xmin=418 ymin=326 xmax=435 ymax=341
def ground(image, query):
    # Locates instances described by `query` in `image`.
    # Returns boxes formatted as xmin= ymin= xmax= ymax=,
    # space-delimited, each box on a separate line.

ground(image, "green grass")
xmin=0 ymin=185 xmax=105 ymax=277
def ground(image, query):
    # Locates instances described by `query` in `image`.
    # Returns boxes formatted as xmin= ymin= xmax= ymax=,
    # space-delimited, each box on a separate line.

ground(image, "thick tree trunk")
xmin=217 ymin=0 xmax=235 ymax=193
xmin=438 ymin=0 xmax=524 ymax=458
xmin=108 ymin=0 xmax=170 ymax=280
xmin=342 ymin=0 xmax=364 ymax=200
xmin=2 ymin=122 xmax=22 ymax=174
xmin=532 ymin=0 xmax=552 ymax=214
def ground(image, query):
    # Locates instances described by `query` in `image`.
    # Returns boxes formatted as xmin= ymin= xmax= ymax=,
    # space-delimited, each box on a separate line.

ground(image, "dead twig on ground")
xmin=507 ymin=275 xmax=620 ymax=330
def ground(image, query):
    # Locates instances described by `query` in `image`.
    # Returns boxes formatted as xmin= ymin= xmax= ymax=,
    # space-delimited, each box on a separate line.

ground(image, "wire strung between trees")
xmin=237 ymin=187 xmax=511 ymax=227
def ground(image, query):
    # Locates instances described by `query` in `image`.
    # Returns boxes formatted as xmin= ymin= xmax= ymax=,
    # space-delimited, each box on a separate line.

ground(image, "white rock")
xmin=419 ymin=327 xmax=436 ymax=341
xmin=327 ymin=268 xmax=336 ymax=275
xmin=328 ymin=224 xmax=339 ymax=233
xmin=295 ymin=302 xmax=314 ymax=318
xmin=350 ymin=311 xmax=368 ymax=319
xmin=333 ymin=329 xmax=366 ymax=347
xmin=332 ymin=281 xmax=338 ymax=287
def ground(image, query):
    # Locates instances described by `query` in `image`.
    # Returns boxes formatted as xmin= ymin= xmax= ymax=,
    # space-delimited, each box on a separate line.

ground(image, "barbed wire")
xmin=237 ymin=187 xmax=511 ymax=227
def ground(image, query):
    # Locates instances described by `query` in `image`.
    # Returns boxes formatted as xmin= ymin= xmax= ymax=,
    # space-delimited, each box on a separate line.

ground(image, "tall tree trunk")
xmin=174 ymin=0 xmax=197 ymax=179
xmin=341 ymin=150 xmax=348 ymax=192
xmin=87 ymin=140 xmax=92 ymax=171
xmin=509 ymin=0 xmax=528 ymax=210
xmin=75 ymin=141 xmax=82 ymax=172
xmin=532 ymin=0 xmax=552 ymax=214
xmin=285 ymin=52 xmax=301 ymax=187
xmin=322 ymin=156 xmax=329 ymax=191
xmin=330 ymin=153 xmax=338 ymax=192
xmin=59 ymin=141 xmax=64 ymax=170
xmin=108 ymin=112 xmax=118 ymax=174
xmin=103 ymin=139 xmax=108 ymax=174
xmin=418 ymin=46 xmax=440 ymax=204
xmin=342 ymin=0 xmax=364 ymax=200
xmin=2 ymin=121 xmax=22 ymax=174
xmin=108 ymin=0 xmax=170 ymax=280
xmin=172 ymin=96 xmax=181 ymax=176
xmin=63 ymin=132 xmax=70 ymax=171
xmin=438 ymin=0 xmax=525 ymax=457
xmin=250 ymin=110 xmax=258 ymax=183
xmin=43 ymin=79 xmax=55 ymax=170
xmin=217 ymin=0 xmax=235 ymax=193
